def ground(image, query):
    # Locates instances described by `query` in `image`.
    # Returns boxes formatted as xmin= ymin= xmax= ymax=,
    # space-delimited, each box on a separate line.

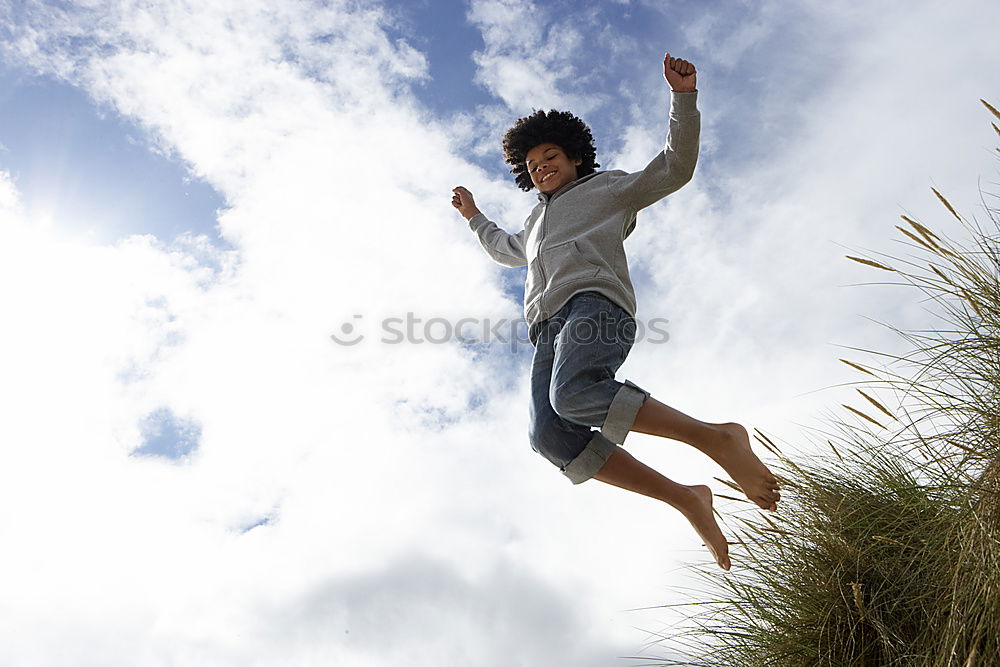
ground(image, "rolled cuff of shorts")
xmin=600 ymin=379 xmax=651 ymax=445
xmin=562 ymin=432 xmax=617 ymax=485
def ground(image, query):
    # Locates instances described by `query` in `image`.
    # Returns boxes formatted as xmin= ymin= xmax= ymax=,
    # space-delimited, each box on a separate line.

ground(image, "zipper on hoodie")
xmin=537 ymin=200 xmax=549 ymax=288
xmin=535 ymin=189 xmax=558 ymax=291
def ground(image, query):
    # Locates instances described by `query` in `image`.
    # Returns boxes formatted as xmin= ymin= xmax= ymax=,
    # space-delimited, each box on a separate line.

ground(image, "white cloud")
xmin=465 ymin=0 xmax=611 ymax=115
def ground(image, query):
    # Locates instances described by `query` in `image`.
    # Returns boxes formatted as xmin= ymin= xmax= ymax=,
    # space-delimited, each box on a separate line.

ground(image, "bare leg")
xmin=593 ymin=446 xmax=731 ymax=570
xmin=631 ymin=396 xmax=780 ymax=511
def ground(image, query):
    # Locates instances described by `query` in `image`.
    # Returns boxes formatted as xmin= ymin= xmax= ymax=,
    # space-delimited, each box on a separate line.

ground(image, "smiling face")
xmin=525 ymin=143 xmax=582 ymax=193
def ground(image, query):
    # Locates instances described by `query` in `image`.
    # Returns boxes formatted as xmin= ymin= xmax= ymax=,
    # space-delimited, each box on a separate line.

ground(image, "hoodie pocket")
xmin=526 ymin=239 xmax=604 ymax=308
xmin=573 ymin=240 xmax=612 ymax=279
xmin=547 ymin=239 xmax=599 ymax=289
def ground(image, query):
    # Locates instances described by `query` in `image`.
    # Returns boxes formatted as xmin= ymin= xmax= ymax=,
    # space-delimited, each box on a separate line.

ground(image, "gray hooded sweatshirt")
xmin=468 ymin=90 xmax=700 ymax=346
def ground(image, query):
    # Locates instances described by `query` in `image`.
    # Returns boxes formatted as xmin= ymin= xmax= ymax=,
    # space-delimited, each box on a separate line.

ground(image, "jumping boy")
xmin=451 ymin=52 xmax=779 ymax=571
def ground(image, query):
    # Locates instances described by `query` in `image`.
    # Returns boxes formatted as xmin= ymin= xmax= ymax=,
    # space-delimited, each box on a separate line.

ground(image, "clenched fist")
xmin=663 ymin=52 xmax=697 ymax=93
xmin=451 ymin=186 xmax=481 ymax=221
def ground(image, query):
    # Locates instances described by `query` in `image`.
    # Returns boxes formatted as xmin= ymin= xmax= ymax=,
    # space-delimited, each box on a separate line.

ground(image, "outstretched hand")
xmin=663 ymin=52 xmax=696 ymax=92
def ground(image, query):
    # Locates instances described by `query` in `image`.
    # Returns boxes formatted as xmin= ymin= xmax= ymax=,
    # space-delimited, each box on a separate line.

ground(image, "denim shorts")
xmin=527 ymin=290 xmax=652 ymax=484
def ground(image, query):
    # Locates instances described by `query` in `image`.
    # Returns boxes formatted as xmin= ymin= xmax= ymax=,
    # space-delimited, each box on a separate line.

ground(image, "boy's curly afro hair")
xmin=502 ymin=109 xmax=600 ymax=192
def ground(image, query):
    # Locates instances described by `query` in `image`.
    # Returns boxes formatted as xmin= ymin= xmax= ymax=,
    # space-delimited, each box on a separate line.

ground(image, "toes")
xmin=710 ymin=546 xmax=731 ymax=570
xmin=754 ymin=493 xmax=780 ymax=510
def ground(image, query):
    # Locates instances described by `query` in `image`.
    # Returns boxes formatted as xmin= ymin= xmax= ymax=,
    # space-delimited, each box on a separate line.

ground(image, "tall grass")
xmin=651 ymin=99 xmax=1000 ymax=667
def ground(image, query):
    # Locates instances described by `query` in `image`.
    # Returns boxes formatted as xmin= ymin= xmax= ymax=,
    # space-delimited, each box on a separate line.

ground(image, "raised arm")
xmin=607 ymin=53 xmax=700 ymax=212
xmin=452 ymin=185 xmax=527 ymax=268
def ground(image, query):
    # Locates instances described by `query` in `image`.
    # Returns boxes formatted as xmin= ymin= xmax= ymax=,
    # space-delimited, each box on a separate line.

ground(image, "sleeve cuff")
xmin=670 ymin=89 xmax=699 ymax=115
xmin=467 ymin=212 xmax=487 ymax=230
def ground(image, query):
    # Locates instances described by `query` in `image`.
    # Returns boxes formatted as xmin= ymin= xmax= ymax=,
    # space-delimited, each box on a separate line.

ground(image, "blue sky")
xmin=1 ymin=0 xmax=998 ymax=665
xmin=0 ymin=67 xmax=226 ymax=244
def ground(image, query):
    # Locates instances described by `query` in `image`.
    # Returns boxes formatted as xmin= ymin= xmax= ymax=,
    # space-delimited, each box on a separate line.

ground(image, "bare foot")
xmin=681 ymin=484 xmax=730 ymax=570
xmin=702 ymin=423 xmax=780 ymax=511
